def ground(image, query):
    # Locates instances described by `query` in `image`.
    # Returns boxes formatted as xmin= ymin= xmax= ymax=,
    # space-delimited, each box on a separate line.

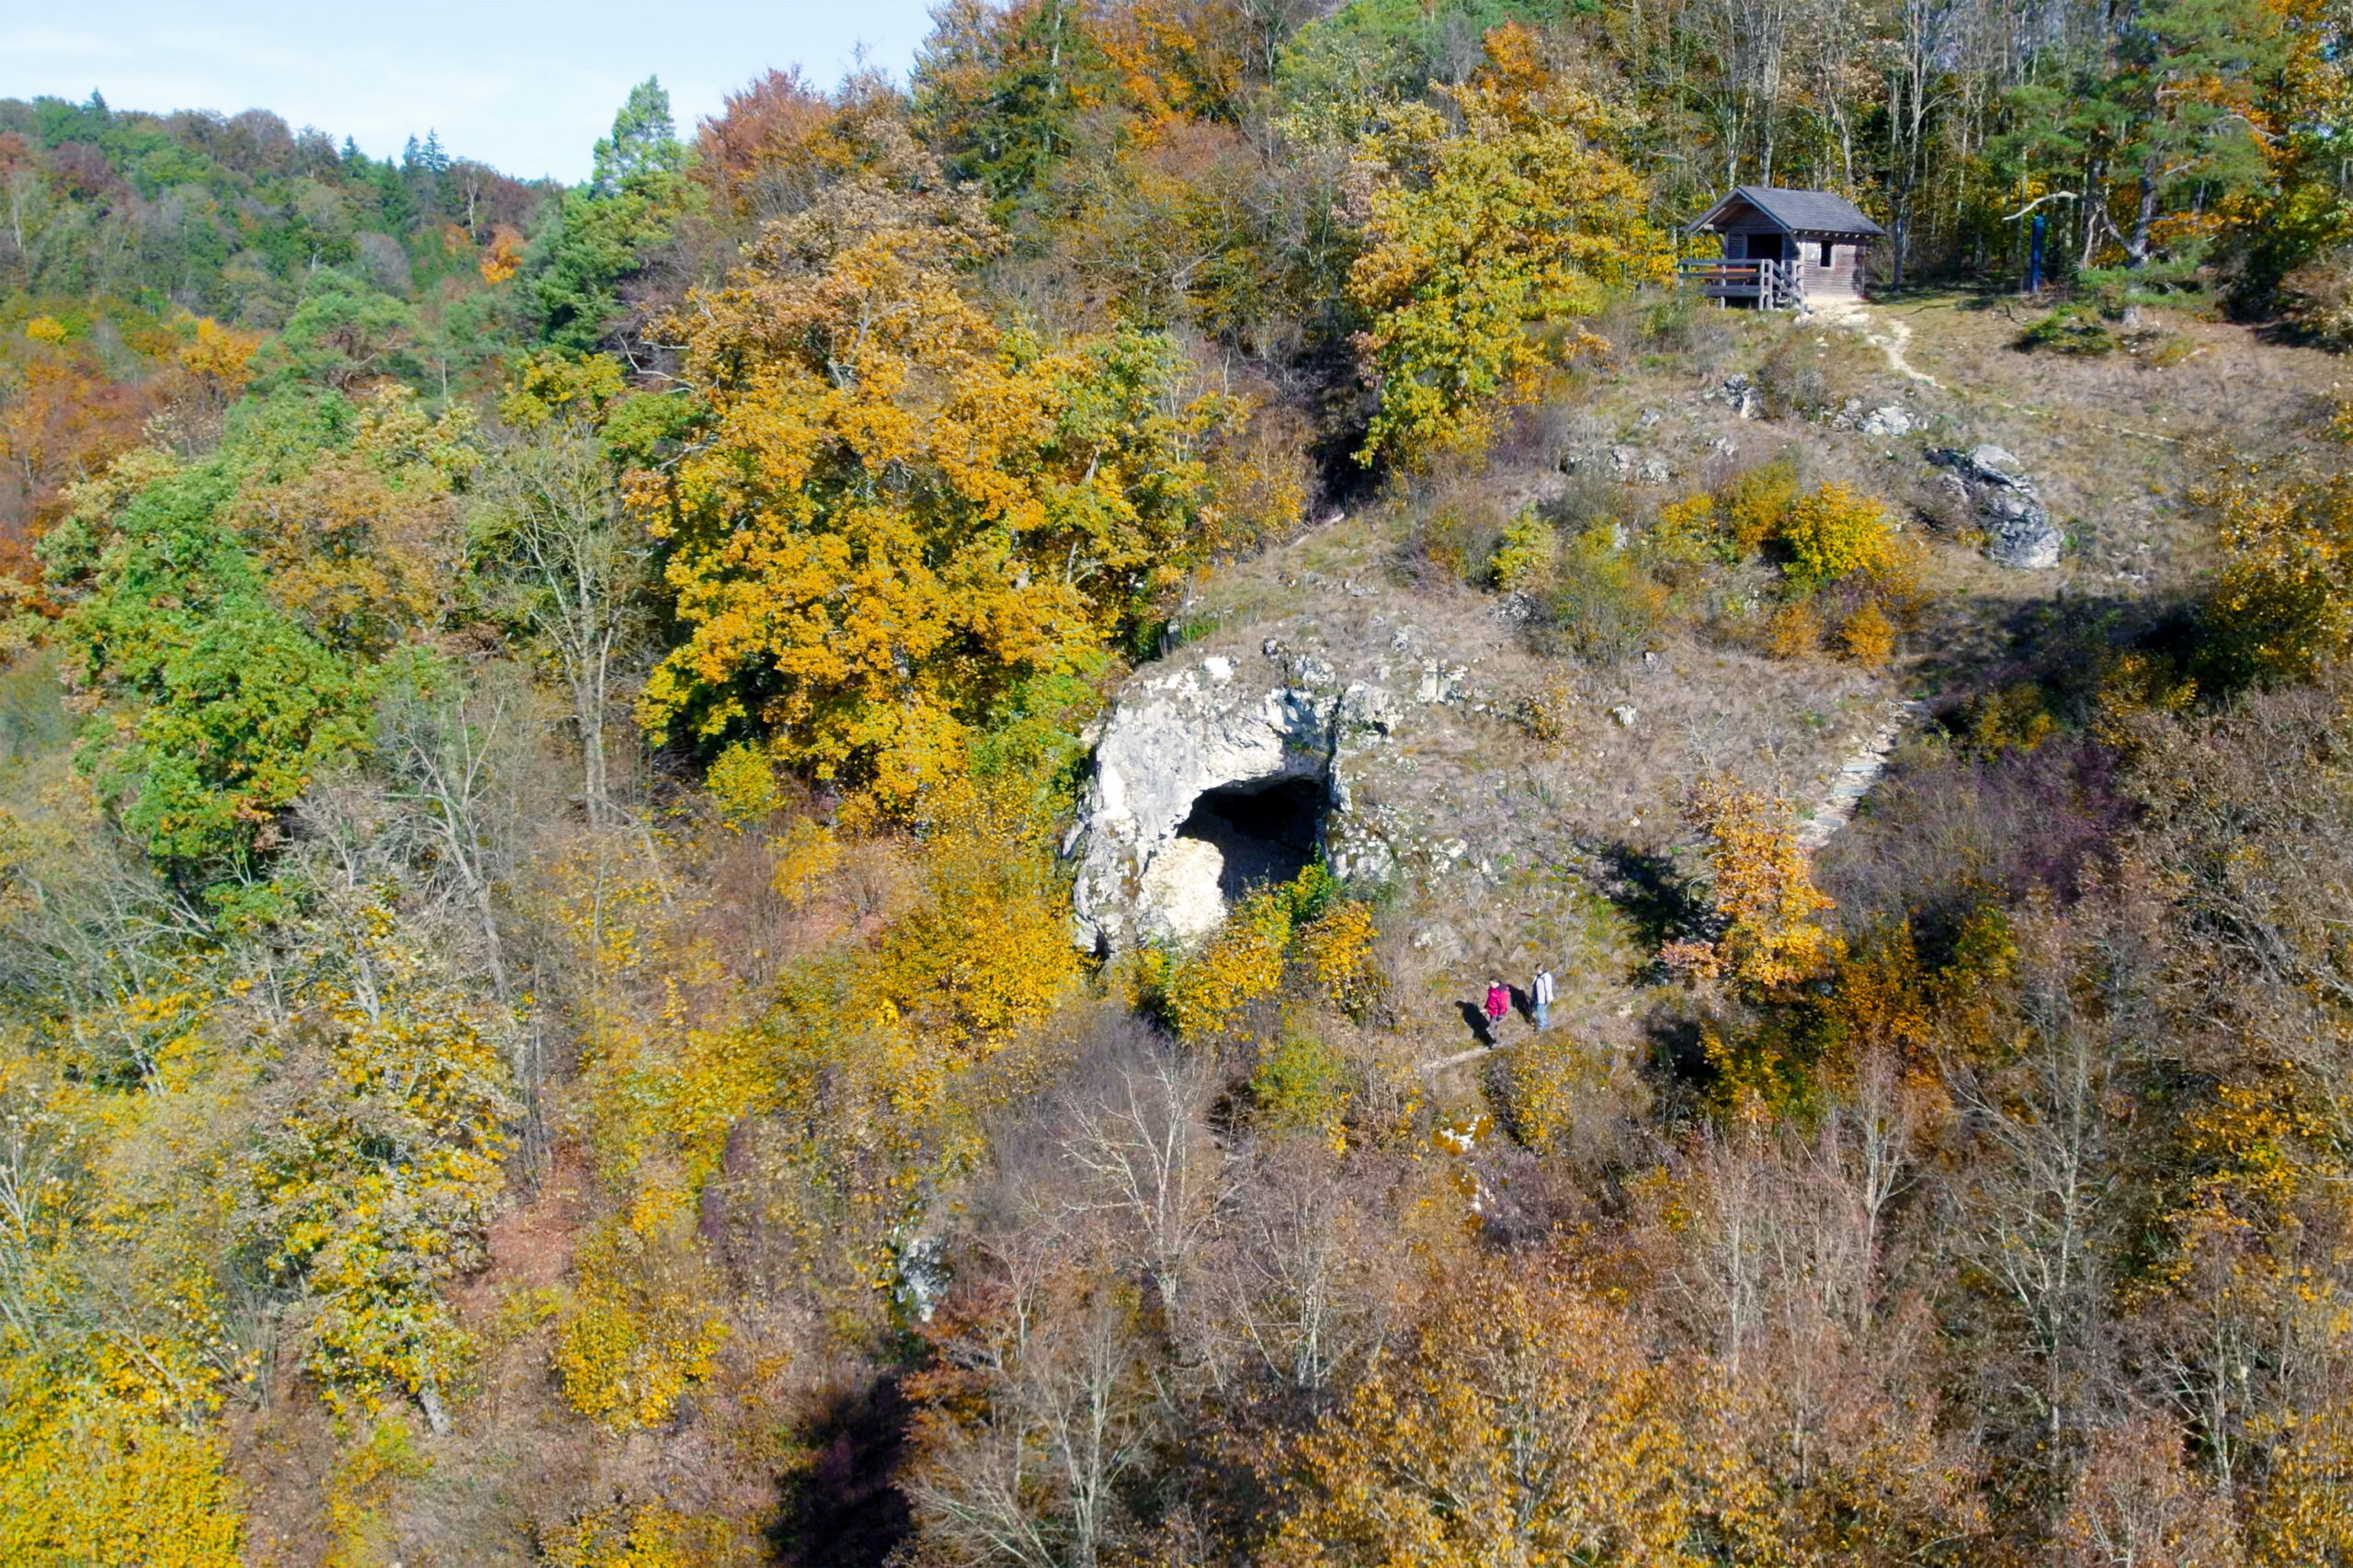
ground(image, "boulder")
xmin=1859 ymin=404 xmax=1915 ymax=437
xmin=1927 ymin=444 xmax=2063 ymax=570
xmin=1708 ymin=373 xmax=1762 ymax=420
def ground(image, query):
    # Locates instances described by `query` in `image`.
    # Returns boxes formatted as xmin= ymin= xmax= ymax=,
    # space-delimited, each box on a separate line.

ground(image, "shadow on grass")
xmin=1644 ymin=1012 xmax=1712 ymax=1085
xmin=1458 ymin=999 xmax=1496 ymax=1046
xmin=1903 ymin=590 xmax=2202 ymax=725
xmin=1949 ymin=285 xmax=2037 ymax=316
xmin=1588 ymin=841 xmax=1708 ymax=955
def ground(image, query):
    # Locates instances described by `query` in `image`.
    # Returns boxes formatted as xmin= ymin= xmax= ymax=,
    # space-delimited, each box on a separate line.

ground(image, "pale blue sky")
xmin=1 ymin=1 xmax=942 ymax=183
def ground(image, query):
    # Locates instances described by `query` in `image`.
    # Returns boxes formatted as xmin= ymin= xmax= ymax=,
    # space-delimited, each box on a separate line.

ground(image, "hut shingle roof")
xmin=1690 ymin=186 xmax=1886 ymax=239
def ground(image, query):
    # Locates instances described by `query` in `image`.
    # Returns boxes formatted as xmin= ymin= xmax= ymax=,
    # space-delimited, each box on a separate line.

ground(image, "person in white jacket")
xmin=1531 ymin=966 xmax=1554 ymax=1032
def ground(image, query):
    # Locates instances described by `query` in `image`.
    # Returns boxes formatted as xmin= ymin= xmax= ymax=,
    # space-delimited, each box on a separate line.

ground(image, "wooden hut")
xmin=1679 ymin=187 xmax=1885 ymax=309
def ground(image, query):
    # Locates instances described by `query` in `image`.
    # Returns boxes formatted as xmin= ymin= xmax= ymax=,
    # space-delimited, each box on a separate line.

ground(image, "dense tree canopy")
xmin=1347 ymin=42 xmax=1673 ymax=465
xmin=638 ymin=161 xmax=1245 ymax=804
xmin=6 ymin=6 xmax=2353 ymax=1562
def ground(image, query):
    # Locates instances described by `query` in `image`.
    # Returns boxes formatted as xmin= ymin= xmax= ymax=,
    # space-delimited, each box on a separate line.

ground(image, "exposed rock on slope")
xmin=1929 ymin=444 xmax=2063 ymax=570
xmin=1069 ymin=652 xmax=1400 ymax=952
xmin=1064 ymin=523 xmax=1897 ymax=968
xmin=1795 ymin=699 xmax=1927 ymax=850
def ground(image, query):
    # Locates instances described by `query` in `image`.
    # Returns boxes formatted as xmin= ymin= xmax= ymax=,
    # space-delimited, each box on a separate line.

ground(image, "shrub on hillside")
xmin=1634 ymin=290 xmax=1739 ymax=370
xmin=1501 ymin=1033 xmax=1649 ymax=1163
xmin=1647 ymin=458 xmax=1801 ymax=567
xmin=1409 ymin=499 xmax=1509 ymax=587
xmin=2279 ymin=245 xmax=2353 ymax=348
xmin=1650 ymin=493 xmax=1738 ymax=565
xmin=1764 ymin=598 xmax=1821 ymax=659
xmin=1250 ymin=1026 xmax=1353 ymax=1143
xmin=1779 ymin=482 xmax=1897 ymax=587
xmin=1531 ymin=525 xmax=1665 ymax=664
xmin=2017 ymin=304 xmax=2120 ymax=356
xmin=2200 ymin=460 xmax=2353 ymax=687
xmin=1837 ymin=600 xmax=1897 ymax=668
xmin=1958 ymin=682 xmax=2059 ymax=757
xmin=1491 ymin=507 xmax=1559 ymax=590
xmin=1722 ymin=458 xmax=1802 ymax=553
xmin=1754 ymin=332 xmax=1871 ymax=418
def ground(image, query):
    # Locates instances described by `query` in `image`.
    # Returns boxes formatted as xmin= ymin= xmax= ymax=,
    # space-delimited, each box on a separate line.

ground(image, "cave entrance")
xmin=1176 ymin=774 xmax=1327 ymax=904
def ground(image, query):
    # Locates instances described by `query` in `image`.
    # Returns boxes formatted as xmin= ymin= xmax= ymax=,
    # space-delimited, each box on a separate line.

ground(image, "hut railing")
xmin=1677 ymin=257 xmax=1803 ymax=308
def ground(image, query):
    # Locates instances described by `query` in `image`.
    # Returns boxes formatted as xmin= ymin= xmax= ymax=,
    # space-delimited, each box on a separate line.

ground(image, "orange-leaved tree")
xmin=692 ymin=66 xmax=917 ymax=226
xmin=635 ymin=164 xmax=1243 ymax=810
xmin=229 ymin=383 xmax=476 ymax=659
xmin=1664 ymin=776 xmax=1838 ymax=991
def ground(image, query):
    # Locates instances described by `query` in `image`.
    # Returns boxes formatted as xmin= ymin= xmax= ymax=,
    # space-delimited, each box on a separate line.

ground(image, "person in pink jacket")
xmin=1483 ymin=978 xmax=1509 ymax=1037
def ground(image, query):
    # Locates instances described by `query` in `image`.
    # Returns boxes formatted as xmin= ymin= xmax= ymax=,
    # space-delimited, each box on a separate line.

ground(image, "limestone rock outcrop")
xmin=1068 ymin=650 xmax=1399 ymax=954
xmin=1928 ymin=444 xmax=2063 ymax=570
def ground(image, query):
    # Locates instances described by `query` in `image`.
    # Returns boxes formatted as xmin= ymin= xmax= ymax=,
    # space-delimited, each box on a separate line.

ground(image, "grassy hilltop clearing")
xmin=8 ymin=5 xmax=2353 ymax=1562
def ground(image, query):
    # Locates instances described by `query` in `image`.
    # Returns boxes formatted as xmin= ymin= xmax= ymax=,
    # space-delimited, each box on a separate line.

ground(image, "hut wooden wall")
xmin=1800 ymin=242 xmax=1862 ymax=299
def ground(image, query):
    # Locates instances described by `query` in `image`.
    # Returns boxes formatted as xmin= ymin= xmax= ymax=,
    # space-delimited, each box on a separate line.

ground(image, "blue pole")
xmin=2028 ymin=213 xmax=2045 ymax=294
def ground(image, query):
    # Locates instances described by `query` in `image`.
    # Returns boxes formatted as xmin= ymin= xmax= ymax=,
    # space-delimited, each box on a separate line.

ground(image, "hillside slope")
xmin=1057 ymin=292 xmax=2336 ymax=1150
xmin=11 ymin=5 xmax=2353 ymax=1555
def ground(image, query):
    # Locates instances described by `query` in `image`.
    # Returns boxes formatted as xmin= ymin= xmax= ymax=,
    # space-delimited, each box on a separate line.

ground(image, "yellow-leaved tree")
xmin=1779 ymin=481 xmax=1898 ymax=589
xmin=1346 ymin=28 xmax=1672 ymax=469
xmin=241 ymin=901 xmax=515 ymax=1426
xmin=636 ymin=154 xmax=1246 ymax=810
xmin=0 ymin=1074 xmax=248 ymax=1567
xmin=0 ymin=1378 xmax=245 ymax=1568
xmin=881 ymin=776 xmax=1078 ymax=1051
xmin=1267 ymin=1256 xmax=1770 ymax=1566
xmin=2202 ymin=460 xmax=2353 ymax=687
xmin=2251 ymin=1401 xmax=2353 ymax=1565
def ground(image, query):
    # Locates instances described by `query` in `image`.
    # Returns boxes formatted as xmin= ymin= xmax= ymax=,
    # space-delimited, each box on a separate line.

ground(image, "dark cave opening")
xmin=1175 ymin=774 xmax=1327 ymax=903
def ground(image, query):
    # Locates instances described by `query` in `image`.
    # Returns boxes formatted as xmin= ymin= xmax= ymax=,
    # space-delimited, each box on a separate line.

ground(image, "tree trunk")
xmin=2079 ymin=159 xmax=2108 ymax=272
xmin=2126 ymin=157 xmax=2160 ymax=267
xmin=576 ymin=659 xmax=608 ymax=827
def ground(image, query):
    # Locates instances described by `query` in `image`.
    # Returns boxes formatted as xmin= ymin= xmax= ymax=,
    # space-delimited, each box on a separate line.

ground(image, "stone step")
xmin=1795 ymin=700 xmax=1927 ymax=851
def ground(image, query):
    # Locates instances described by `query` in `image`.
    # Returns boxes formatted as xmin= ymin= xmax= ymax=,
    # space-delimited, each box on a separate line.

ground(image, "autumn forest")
xmin=6 ymin=0 xmax=2353 ymax=1562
